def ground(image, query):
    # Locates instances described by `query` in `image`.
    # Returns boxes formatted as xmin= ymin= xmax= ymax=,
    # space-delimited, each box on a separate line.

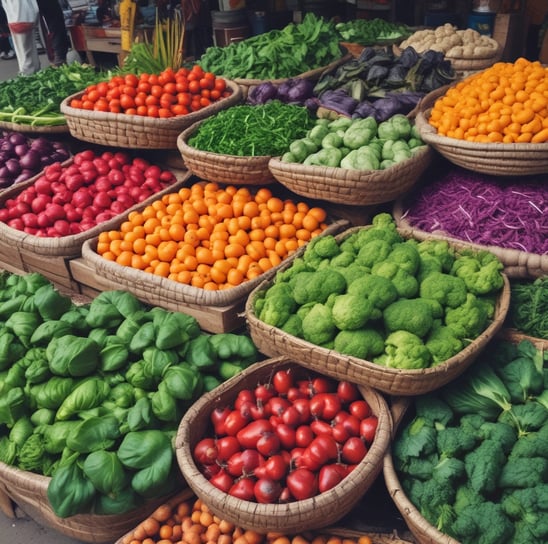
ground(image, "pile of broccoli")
xmin=393 ymin=339 xmax=548 ymax=544
xmin=253 ymin=213 xmax=505 ymax=369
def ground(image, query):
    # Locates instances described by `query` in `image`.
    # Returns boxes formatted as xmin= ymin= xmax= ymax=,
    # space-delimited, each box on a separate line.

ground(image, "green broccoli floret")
xmin=292 ymin=268 xmax=347 ymax=305
xmin=349 ymin=215 xmax=402 ymax=249
xmin=449 ymin=501 xmax=514 ymax=544
xmin=385 ymin=240 xmax=421 ymax=275
xmin=419 ymin=477 xmax=458 ymax=533
xmin=425 ymin=324 xmax=464 ymax=364
xmin=371 ymin=261 xmax=419 ymax=298
xmin=436 ymin=426 xmax=477 ymax=458
xmin=355 ymin=239 xmax=393 ymax=269
xmin=274 ymin=256 xmax=310 ymax=283
xmin=416 ymin=253 xmax=444 ymax=283
xmin=303 ymin=234 xmax=340 ymax=267
xmin=301 ymin=303 xmax=337 ymax=346
xmin=501 ymin=484 xmax=548 ymax=541
xmin=445 ymin=292 xmax=489 ymax=339
xmin=347 ymin=273 xmax=398 ymax=315
xmin=374 ymin=330 xmax=432 ymax=369
xmin=329 ymin=250 xmax=355 ymax=268
xmin=383 ymin=298 xmax=435 ymax=338
xmin=464 ymin=438 xmax=506 ymax=495
xmin=333 ymin=328 xmax=385 ymax=359
xmin=263 ymin=281 xmax=293 ymax=299
xmin=414 ymin=394 xmax=454 ymax=428
xmin=509 ymin=422 xmax=548 ymax=459
xmin=417 ymin=239 xmax=456 ymax=273
xmin=451 ymin=249 xmax=505 ymax=296
xmin=478 ymin=420 xmax=518 ymax=455
xmin=498 ymin=456 xmax=548 ymax=489
xmin=334 ymin=263 xmax=372 ymax=286
xmin=393 ymin=415 xmax=438 ymax=463
xmin=419 ymin=272 xmax=468 ymax=309
xmin=280 ymin=314 xmax=303 ymax=338
xmin=257 ymin=293 xmax=297 ymax=328
xmin=331 ymin=294 xmax=375 ymax=330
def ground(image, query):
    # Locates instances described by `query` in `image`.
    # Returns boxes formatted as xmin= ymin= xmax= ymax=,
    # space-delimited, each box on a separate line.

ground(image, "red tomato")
xmin=311 ymin=376 xmax=335 ymax=394
xmin=310 ymin=420 xmax=333 ymax=437
xmin=309 ymin=393 xmax=341 ymax=421
xmin=286 ymin=468 xmax=318 ymax=501
xmin=341 ymin=437 xmax=368 ymax=465
xmin=215 ymin=436 xmax=241 ymax=462
xmin=272 ymin=369 xmax=293 ymax=395
xmin=300 ymin=435 xmax=339 ymax=471
xmin=263 ymin=453 xmax=289 ymax=481
xmin=359 ymin=415 xmax=378 ymax=445
xmin=274 ymin=423 xmax=296 ymax=450
xmin=234 ymin=389 xmax=255 ymax=410
xmin=193 ymin=438 xmax=218 ymax=465
xmin=210 ymin=406 xmax=231 ymax=435
xmin=226 ymin=449 xmax=264 ymax=478
xmin=223 ymin=410 xmax=250 ymax=436
xmin=281 ymin=405 xmax=301 ymax=428
xmin=337 ymin=381 xmax=360 ymax=403
xmin=255 ymin=383 xmax=276 ymax=404
xmin=209 ymin=469 xmax=233 ymax=492
xmin=295 ymin=425 xmax=314 ymax=448
xmin=256 ymin=431 xmax=281 ymax=457
xmin=292 ymin=398 xmax=311 ymax=424
xmin=236 ymin=419 xmax=273 ymax=449
xmin=229 ymin=477 xmax=255 ymax=501
xmin=349 ymin=400 xmax=371 ymax=420
xmin=286 ymin=386 xmax=307 ymax=402
xmin=254 ymin=478 xmax=282 ymax=504
xmin=318 ymin=463 xmax=348 ymax=493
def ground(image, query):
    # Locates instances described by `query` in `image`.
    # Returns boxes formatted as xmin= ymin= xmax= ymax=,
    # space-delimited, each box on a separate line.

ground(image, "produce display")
xmin=95 ymin=181 xmax=330 ymax=288
xmin=428 ymin=57 xmax=548 ymax=143
xmin=120 ymin=494 xmax=378 ymax=544
xmin=281 ymin=114 xmax=426 ymax=169
xmin=198 ymin=13 xmax=343 ymax=81
xmin=192 ymin=368 xmax=378 ymax=503
xmin=186 ymin=102 xmax=315 ymax=156
xmin=68 ymin=66 xmax=231 ymax=118
xmin=0 ymin=131 xmax=71 ymax=188
xmin=0 ymin=271 xmax=260 ymax=517
xmin=392 ymin=339 xmax=548 ymax=544
xmin=507 ymin=277 xmax=547 ymax=339
xmin=398 ymin=166 xmax=548 ymax=255
xmin=335 ymin=18 xmax=411 ymax=46
xmin=399 ymin=24 xmax=499 ymax=58
xmin=311 ymin=46 xmax=456 ymax=121
xmin=0 ymin=149 xmax=177 ymax=237
xmin=253 ymin=213 xmax=505 ymax=367
xmin=246 ymin=79 xmax=315 ymax=107
xmin=0 ymin=63 xmax=107 ymax=127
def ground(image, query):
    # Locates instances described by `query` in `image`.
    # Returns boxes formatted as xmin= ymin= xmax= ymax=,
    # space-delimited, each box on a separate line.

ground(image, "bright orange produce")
xmin=429 ymin=57 xmax=548 ymax=143
xmin=96 ymin=182 xmax=329 ymax=290
xmin=120 ymin=496 xmax=374 ymax=544
xmin=69 ymin=66 xmax=230 ymax=117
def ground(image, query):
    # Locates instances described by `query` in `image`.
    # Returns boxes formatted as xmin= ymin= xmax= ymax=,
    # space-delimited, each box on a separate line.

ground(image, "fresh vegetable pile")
xmin=187 ymin=101 xmax=315 ymax=157
xmin=198 ymin=13 xmax=343 ymax=81
xmin=96 ymin=182 xmax=329 ymax=289
xmin=120 ymin=495 xmax=376 ymax=544
xmin=193 ymin=368 xmax=378 ymax=503
xmin=69 ymin=66 xmax=230 ymax=118
xmin=253 ymin=213 xmax=505 ymax=368
xmin=399 ymin=166 xmax=548 ymax=255
xmin=311 ymin=46 xmax=455 ymax=121
xmin=335 ymin=18 xmax=411 ymax=46
xmin=281 ymin=114 xmax=426 ymax=170
xmin=0 ymin=63 xmax=108 ymax=127
xmin=0 ymin=271 xmax=259 ymax=517
xmin=246 ymin=79 xmax=315 ymax=107
xmin=0 ymin=131 xmax=70 ymax=188
xmin=507 ymin=277 xmax=547 ymax=339
xmin=0 ymin=149 xmax=177 ymax=237
xmin=429 ymin=57 xmax=548 ymax=143
xmin=392 ymin=339 xmax=548 ymax=544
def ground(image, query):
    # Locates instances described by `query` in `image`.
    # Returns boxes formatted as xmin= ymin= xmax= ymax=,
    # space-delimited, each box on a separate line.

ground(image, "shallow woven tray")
xmin=80 ymin=217 xmax=348 ymax=308
xmin=0 ymin=120 xmax=69 ymax=134
xmin=415 ymin=85 xmax=548 ymax=175
xmin=393 ymin=198 xmax=548 ymax=279
xmin=0 ymin=163 xmax=190 ymax=259
xmin=0 ymin=460 xmax=177 ymax=543
xmin=245 ymin=225 xmax=511 ymax=396
xmin=60 ymin=80 xmax=242 ymax=149
xmin=267 ymin=145 xmax=433 ymax=206
xmin=176 ymin=119 xmax=275 ymax=185
xmin=176 ymin=356 xmax=393 ymax=534
xmin=235 ymin=51 xmax=352 ymax=98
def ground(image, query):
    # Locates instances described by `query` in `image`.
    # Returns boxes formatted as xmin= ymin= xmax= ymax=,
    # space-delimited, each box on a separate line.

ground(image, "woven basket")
xmin=0 ymin=164 xmax=190 ymax=260
xmin=497 ymin=328 xmax=548 ymax=351
xmin=245 ymin=225 xmax=511 ymax=396
xmin=415 ymin=85 xmax=548 ymax=175
xmin=176 ymin=119 xmax=275 ymax=185
xmin=235 ymin=52 xmax=352 ymax=99
xmin=175 ymin=356 xmax=393 ymax=534
xmin=0 ymin=461 xmax=177 ymax=543
xmin=267 ymin=145 xmax=433 ymax=206
xmin=0 ymin=120 xmax=69 ymax=134
xmin=60 ymin=80 xmax=243 ymax=149
xmin=80 ymin=217 xmax=348 ymax=308
xmin=393 ymin=199 xmax=548 ymax=279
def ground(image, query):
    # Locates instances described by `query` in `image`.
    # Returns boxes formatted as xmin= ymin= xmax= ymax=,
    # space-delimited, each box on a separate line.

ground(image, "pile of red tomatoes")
xmin=193 ymin=368 xmax=379 ymax=504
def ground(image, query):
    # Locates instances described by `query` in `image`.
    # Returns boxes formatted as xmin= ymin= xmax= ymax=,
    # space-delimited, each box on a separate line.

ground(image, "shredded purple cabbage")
xmin=401 ymin=167 xmax=548 ymax=254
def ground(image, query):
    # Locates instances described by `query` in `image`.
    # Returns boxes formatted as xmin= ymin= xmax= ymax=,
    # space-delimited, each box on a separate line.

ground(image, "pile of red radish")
xmin=0 ymin=131 xmax=71 ymax=189
xmin=193 ymin=369 xmax=379 ymax=504
xmin=0 ymin=149 xmax=177 ymax=237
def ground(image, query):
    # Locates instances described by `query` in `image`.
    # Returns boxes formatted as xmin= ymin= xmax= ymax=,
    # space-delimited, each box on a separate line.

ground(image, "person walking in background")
xmin=1 ymin=0 xmax=41 ymax=75
xmin=0 ymin=6 xmax=15 ymax=59
xmin=37 ymin=0 xmax=70 ymax=66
